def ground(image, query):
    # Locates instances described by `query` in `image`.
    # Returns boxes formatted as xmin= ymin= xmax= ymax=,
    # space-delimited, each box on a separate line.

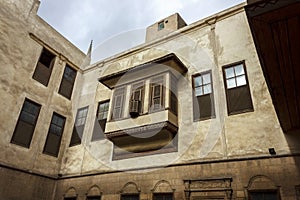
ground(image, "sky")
xmin=38 ymin=0 xmax=245 ymax=62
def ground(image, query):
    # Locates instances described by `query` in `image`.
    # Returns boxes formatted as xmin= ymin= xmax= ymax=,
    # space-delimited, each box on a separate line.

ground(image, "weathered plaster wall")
xmin=0 ymin=0 xmax=85 ymax=178
xmin=60 ymin=4 xmax=293 ymax=177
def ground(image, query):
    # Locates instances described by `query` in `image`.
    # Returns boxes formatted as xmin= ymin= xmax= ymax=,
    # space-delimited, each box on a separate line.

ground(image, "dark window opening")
xmin=58 ymin=64 xmax=77 ymax=99
xmin=223 ymin=61 xmax=253 ymax=115
xmin=92 ymin=101 xmax=109 ymax=141
xmin=153 ymin=193 xmax=173 ymax=200
xmin=86 ymin=196 xmax=101 ymax=200
xmin=121 ymin=194 xmax=139 ymax=200
xmin=43 ymin=113 xmax=66 ymax=157
xmin=193 ymin=71 xmax=215 ymax=120
xmin=112 ymin=88 xmax=125 ymax=120
xmin=11 ymin=99 xmax=41 ymax=148
xmin=249 ymin=191 xmax=279 ymax=200
xmin=32 ymin=48 xmax=55 ymax=86
xmin=69 ymin=106 xmax=89 ymax=147
xmin=150 ymin=76 xmax=164 ymax=112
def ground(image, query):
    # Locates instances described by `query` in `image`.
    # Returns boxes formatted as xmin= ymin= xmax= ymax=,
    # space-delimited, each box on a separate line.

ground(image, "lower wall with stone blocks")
xmin=1 ymin=155 xmax=300 ymax=199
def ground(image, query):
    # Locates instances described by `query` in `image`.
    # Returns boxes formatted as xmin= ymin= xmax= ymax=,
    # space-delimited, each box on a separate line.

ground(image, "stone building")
xmin=0 ymin=0 xmax=299 ymax=199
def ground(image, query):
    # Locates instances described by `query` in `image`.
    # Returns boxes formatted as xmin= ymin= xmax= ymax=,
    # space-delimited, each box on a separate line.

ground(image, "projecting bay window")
xmin=43 ymin=113 xmax=66 ymax=157
xmin=129 ymin=82 xmax=144 ymax=117
xmin=58 ymin=64 xmax=77 ymax=99
xmin=11 ymin=98 xmax=41 ymax=148
xmin=69 ymin=106 xmax=89 ymax=147
xmin=111 ymin=87 xmax=125 ymax=120
xmin=150 ymin=76 xmax=164 ymax=112
xmin=192 ymin=71 xmax=215 ymax=121
xmin=223 ymin=61 xmax=253 ymax=115
xmin=32 ymin=48 xmax=55 ymax=86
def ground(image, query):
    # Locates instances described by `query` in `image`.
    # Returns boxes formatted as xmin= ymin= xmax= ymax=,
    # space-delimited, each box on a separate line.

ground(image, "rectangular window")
xmin=32 ymin=48 xmax=55 ymax=86
xmin=150 ymin=76 xmax=164 ymax=112
xmin=69 ymin=106 xmax=89 ymax=147
xmin=43 ymin=113 xmax=66 ymax=157
xmin=92 ymin=101 xmax=110 ymax=141
xmin=158 ymin=21 xmax=165 ymax=31
xmin=223 ymin=61 xmax=253 ymax=115
xmin=121 ymin=194 xmax=139 ymax=200
xmin=153 ymin=193 xmax=173 ymax=200
xmin=249 ymin=191 xmax=279 ymax=200
xmin=129 ymin=82 xmax=144 ymax=117
xmin=112 ymin=87 xmax=125 ymax=120
xmin=11 ymin=99 xmax=41 ymax=148
xmin=86 ymin=196 xmax=101 ymax=200
xmin=192 ymin=71 xmax=215 ymax=120
xmin=170 ymin=74 xmax=178 ymax=115
xmin=58 ymin=64 xmax=77 ymax=99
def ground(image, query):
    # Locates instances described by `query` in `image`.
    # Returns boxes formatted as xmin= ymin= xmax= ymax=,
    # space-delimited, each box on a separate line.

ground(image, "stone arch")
xmin=86 ymin=185 xmax=102 ymax=197
xmin=246 ymin=175 xmax=279 ymax=191
xmin=120 ymin=181 xmax=141 ymax=194
xmin=64 ymin=187 xmax=78 ymax=198
xmin=151 ymin=180 xmax=175 ymax=193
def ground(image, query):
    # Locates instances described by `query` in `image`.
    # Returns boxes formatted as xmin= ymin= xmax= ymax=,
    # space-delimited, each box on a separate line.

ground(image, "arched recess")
xmin=120 ymin=181 xmax=141 ymax=194
xmin=86 ymin=185 xmax=102 ymax=197
xmin=64 ymin=187 xmax=78 ymax=199
xmin=246 ymin=175 xmax=281 ymax=199
xmin=151 ymin=180 xmax=175 ymax=193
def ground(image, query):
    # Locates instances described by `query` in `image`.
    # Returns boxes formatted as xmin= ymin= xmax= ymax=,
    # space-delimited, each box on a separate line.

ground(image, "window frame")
xmin=69 ymin=106 xmax=89 ymax=147
xmin=192 ymin=70 xmax=215 ymax=121
xmin=222 ymin=61 xmax=254 ymax=115
xmin=149 ymin=75 xmax=165 ymax=113
xmin=129 ymin=81 xmax=145 ymax=117
xmin=111 ymin=87 xmax=126 ymax=120
xmin=58 ymin=64 xmax=77 ymax=100
xmin=32 ymin=48 xmax=56 ymax=86
xmin=43 ymin=112 xmax=66 ymax=157
xmin=92 ymin=100 xmax=110 ymax=141
xmin=158 ymin=21 xmax=165 ymax=31
xmin=11 ymin=98 xmax=41 ymax=148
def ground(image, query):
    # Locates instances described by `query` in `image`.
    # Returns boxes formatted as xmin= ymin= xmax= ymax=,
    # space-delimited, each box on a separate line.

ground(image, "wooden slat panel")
xmin=271 ymin=20 xmax=299 ymax=129
xmin=287 ymin=16 xmax=300 ymax=130
xmin=251 ymin=18 xmax=292 ymax=131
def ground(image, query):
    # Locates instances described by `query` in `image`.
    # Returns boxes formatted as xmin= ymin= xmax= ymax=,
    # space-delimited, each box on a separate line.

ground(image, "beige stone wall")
xmin=0 ymin=0 xmax=85 ymax=177
xmin=54 ymin=156 xmax=300 ymax=200
xmin=60 ymin=3 xmax=296 ymax=176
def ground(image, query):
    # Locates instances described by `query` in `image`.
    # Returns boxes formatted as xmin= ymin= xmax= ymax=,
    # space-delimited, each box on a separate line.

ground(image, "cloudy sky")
xmin=38 ymin=0 xmax=245 ymax=61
